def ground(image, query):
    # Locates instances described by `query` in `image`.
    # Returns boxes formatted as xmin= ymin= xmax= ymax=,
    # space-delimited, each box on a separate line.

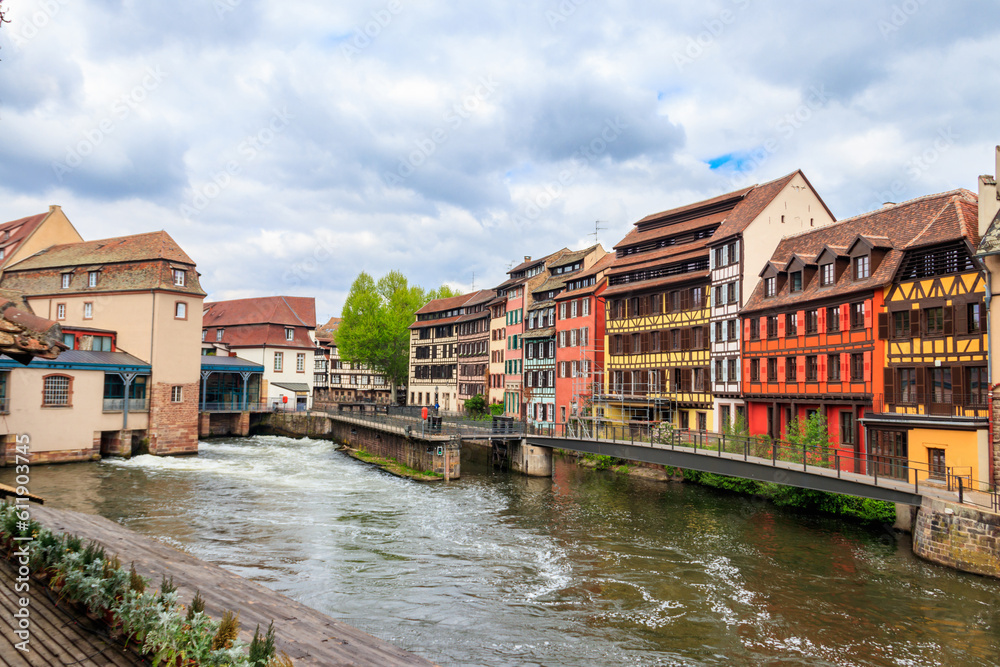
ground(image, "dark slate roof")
xmin=271 ymin=381 xmax=310 ymax=392
xmin=547 ymin=244 xmax=600 ymax=269
xmin=522 ymin=327 xmax=555 ymax=339
xmin=201 ymin=355 xmax=265 ymax=372
xmin=0 ymin=349 xmax=150 ymax=371
xmin=743 ymin=189 xmax=978 ymax=314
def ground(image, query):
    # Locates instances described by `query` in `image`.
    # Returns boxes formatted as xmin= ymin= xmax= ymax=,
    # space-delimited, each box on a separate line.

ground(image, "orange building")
xmin=741 ymin=191 xmax=977 ymax=470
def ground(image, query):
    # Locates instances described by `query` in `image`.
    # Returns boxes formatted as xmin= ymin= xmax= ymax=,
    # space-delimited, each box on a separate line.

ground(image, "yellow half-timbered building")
xmin=864 ymin=191 xmax=989 ymax=486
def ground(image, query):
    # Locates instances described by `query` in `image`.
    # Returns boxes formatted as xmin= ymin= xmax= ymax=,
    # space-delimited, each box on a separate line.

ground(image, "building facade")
xmin=456 ymin=290 xmax=495 ymax=407
xmin=408 ymin=293 xmax=468 ymax=411
xmin=313 ymin=317 xmax=392 ymax=406
xmin=202 ymin=296 xmax=317 ymax=411
xmin=1 ymin=230 xmax=205 ymax=459
xmin=487 ymin=295 xmax=507 ymax=407
xmin=707 ymin=172 xmax=836 ymax=431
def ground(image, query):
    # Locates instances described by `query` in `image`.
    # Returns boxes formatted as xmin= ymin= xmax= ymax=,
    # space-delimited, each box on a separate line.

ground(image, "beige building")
xmin=0 ymin=225 xmax=206 ymax=461
xmin=974 ymin=146 xmax=1000 ymax=487
xmin=313 ymin=317 xmax=393 ymax=406
xmin=487 ymin=294 xmax=507 ymax=407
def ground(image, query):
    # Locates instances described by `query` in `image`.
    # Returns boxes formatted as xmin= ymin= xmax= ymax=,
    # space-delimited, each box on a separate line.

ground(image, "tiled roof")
xmin=743 ymin=189 xmax=979 ymax=313
xmin=977 ymin=208 xmax=1000 ymax=256
xmin=408 ymin=314 xmax=463 ymax=330
xmin=548 ymin=244 xmax=600 ymax=268
xmin=607 ymin=246 xmax=707 ymax=275
xmin=315 ymin=316 xmax=341 ymax=341
xmin=557 ymin=252 xmax=617 ymax=298
xmin=8 ymin=231 xmax=196 ymax=270
xmin=602 ymin=269 xmax=711 ymax=298
xmin=614 ymin=209 xmax=729 ymax=250
xmin=507 ymin=252 xmax=556 ymax=275
xmin=522 ymin=327 xmax=555 ymax=339
xmin=711 ymin=171 xmax=834 ymax=242
xmin=414 ymin=289 xmax=493 ymax=317
xmin=0 ymin=211 xmax=48 ymax=269
xmin=203 ymin=296 xmax=316 ymax=328
xmin=207 ymin=323 xmax=316 ymax=348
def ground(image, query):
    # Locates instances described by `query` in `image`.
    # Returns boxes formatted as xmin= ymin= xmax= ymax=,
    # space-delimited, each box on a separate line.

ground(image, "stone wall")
xmin=0 ymin=433 xmax=100 ymax=466
xmin=199 ymin=412 xmax=251 ymax=437
xmin=253 ymin=412 xmax=332 ymax=438
xmin=148 ymin=382 xmax=199 ymax=456
xmin=326 ymin=419 xmax=459 ymax=478
xmin=912 ymin=497 xmax=1000 ymax=578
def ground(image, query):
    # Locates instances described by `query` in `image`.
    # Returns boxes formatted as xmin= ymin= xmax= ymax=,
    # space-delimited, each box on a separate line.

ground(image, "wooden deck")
xmin=0 ymin=558 xmax=142 ymax=666
xmin=25 ymin=505 xmax=438 ymax=667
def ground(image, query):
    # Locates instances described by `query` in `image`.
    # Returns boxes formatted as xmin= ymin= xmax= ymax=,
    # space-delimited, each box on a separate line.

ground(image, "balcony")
xmin=869 ymin=393 xmax=989 ymax=420
xmin=103 ymin=397 xmax=150 ymax=413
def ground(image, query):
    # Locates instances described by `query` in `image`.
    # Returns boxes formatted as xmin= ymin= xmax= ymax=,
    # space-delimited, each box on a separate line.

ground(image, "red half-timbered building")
xmin=740 ymin=191 xmax=977 ymax=467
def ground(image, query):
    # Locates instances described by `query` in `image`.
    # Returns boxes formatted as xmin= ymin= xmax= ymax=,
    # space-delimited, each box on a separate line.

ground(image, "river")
xmin=4 ymin=435 xmax=998 ymax=666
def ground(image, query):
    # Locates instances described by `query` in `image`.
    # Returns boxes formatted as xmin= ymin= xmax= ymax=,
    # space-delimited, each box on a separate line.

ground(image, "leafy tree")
xmin=464 ymin=394 xmax=487 ymax=418
xmin=337 ymin=272 xmax=458 ymax=403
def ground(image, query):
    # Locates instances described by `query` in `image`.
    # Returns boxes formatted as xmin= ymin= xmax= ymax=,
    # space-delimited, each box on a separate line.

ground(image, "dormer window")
xmin=61 ymin=273 xmax=71 ymax=289
xmin=285 ymin=328 xmax=294 ymax=341
xmin=790 ymin=271 xmax=803 ymax=292
xmin=854 ymin=256 xmax=870 ymax=280
xmin=821 ymin=263 xmax=835 ymax=286
xmin=88 ymin=271 xmax=99 ymax=287
xmin=173 ymin=269 xmax=186 ymax=286
xmin=764 ymin=277 xmax=776 ymax=298
xmin=217 ymin=329 xmax=224 ymax=341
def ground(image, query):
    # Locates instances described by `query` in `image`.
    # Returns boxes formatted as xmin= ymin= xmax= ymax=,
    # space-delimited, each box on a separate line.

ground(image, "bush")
xmin=463 ymin=394 xmax=487 ymax=418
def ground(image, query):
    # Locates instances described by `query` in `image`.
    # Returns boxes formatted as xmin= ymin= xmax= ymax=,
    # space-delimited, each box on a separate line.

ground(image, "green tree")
xmin=337 ymin=271 xmax=454 ymax=402
xmin=464 ymin=394 xmax=487 ymax=418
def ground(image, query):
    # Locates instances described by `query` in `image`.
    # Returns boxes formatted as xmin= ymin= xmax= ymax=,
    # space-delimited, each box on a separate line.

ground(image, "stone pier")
xmin=509 ymin=439 xmax=553 ymax=477
xmin=912 ymin=496 xmax=1000 ymax=578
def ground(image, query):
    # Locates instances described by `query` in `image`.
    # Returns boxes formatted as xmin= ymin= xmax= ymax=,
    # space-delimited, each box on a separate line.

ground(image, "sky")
xmin=1 ymin=1 xmax=999 ymax=322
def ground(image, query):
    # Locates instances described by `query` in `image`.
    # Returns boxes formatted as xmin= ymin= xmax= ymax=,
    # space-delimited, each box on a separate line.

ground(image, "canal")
xmin=4 ymin=435 xmax=998 ymax=666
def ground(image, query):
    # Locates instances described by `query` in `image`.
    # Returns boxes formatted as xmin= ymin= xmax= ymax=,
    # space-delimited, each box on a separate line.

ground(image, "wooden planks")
xmin=28 ymin=505 xmax=438 ymax=667
xmin=0 ymin=558 xmax=141 ymax=666
xmin=0 ymin=483 xmax=45 ymax=504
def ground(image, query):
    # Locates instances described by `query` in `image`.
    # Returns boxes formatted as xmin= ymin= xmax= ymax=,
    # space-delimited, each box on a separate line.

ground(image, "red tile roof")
xmin=210 ymin=323 xmax=315 ymax=349
xmin=415 ymin=289 xmax=494 ymax=316
xmin=9 ymin=231 xmax=196 ymax=269
xmin=0 ymin=211 xmax=48 ymax=268
xmin=743 ymin=189 xmax=978 ymax=313
xmin=203 ymin=296 xmax=317 ymax=328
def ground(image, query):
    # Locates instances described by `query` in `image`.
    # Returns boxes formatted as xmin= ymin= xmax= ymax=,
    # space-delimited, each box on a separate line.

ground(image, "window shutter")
xmin=703 ymin=326 xmax=710 ymax=349
xmin=841 ymin=305 xmax=849 ymax=332
xmin=980 ymin=300 xmax=988 ymax=332
xmin=818 ymin=354 xmax=827 ymax=380
xmin=910 ymin=309 xmax=921 ymax=338
xmin=710 ymin=323 xmax=716 ymax=343
xmin=953 ymin=366 xmax=965 ymax=407
xmin=743 ymin=318 xmax=750 ymax=341
xmin=710 ymin=249 xmax=716 ymax=270
xmin=916 ymin=366 xmax=926 ymax=405
xmin=878 ymin=312 xmax=888 ymax=340
xmin=797 ymin=310 xmax=805 ymax=332
xmin=864 ymin=300 xmax=873 ymax=330
xmin=863 ymin=351 xmax=872 ymax=382
xmin=722 ymin=244 xmax=728 ymax=266
xmin=797 ymin=355 xmax=805 ymax=380
xmin=711 ymin=362 xmax=717 ymax=383
xmin=777 ymin=315 xmax=786 ymax=337
xmin=840 ymin=353 xmax=849 ymax=382
xmin=744 ymin=359 xmax=751 ymax=381
xmin=943 ymin=305 xmax=954 ymax=336
xmin=882 ymin=366 xmax=895 ymax=406
xmin=955 ymin=302 xmax=968 ymax=335
xmin=681 ymin=328 xmax=691 ymax=350
xmin=818 ymin=307 xmax=826 ymax=331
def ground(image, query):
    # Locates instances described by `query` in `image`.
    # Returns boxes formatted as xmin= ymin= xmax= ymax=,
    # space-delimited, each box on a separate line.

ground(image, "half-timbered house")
xmin=706 ymin=171 xmax=836 ymax=431
xmin=865 ymin=190 xmax=987 ymax=483
xmin=741 ymin=190 xmax=980 ymax=475
xmin=456 ymin=289 xmax=495 ymax=408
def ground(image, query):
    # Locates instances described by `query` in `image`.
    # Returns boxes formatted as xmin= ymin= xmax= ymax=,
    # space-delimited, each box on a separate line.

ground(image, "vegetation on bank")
xmin=462 ymin=394 xmax=504 ymax=419
xmin=680 ymin=469 xmax=896 ymax=524
xmin=348 ymin=447 xmax=444 ymax=481
xmin=0 ymin=503 xmax=292 ymax=666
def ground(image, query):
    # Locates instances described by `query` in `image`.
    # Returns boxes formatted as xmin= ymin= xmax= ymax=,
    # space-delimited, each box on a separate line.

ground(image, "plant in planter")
xmin=114 ymin=589 xmax=162 ymax=646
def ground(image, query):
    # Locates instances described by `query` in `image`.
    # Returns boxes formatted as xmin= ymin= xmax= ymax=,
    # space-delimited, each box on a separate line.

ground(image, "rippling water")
xmin=4 ymin=436 xmax=999 ymax=666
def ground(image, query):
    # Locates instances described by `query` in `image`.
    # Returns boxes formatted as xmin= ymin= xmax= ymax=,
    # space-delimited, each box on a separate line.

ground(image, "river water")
xmin=4 ymin=435 xmax=998 ymax=666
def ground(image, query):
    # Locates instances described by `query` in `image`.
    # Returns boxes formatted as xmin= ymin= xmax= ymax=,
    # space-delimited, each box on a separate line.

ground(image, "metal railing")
xmin=102 ymin=397 xmax=150 ymax=412
xmin=869 ymin=393 xmax=989 ymax=418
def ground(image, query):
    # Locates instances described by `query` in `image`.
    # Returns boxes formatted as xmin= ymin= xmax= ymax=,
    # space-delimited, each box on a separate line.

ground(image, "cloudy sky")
xmin=1 ymin=1 xmax=998 ymax=321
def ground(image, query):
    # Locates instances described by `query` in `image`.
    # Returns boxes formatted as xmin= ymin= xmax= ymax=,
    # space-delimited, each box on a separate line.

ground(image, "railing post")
xmin=835 ymin=452 xmax=840 ymax=478
xmin=873 ymin=457 xmax=878 ymax=486
xmin=717 ymin=434 xmax=722 ymax=457
xmin=803 ymin=442 xmax=807 ymax=471
xmin=958 ymin=476 xmax=964 ymax=505
xmin=772 ymin=440 xmax=776 ymax=465
xmin=914 ymin=466 xmax=918 ymax=494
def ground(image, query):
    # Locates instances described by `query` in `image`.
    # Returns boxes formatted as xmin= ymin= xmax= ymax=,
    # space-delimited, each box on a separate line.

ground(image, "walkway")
xmin=28 ymin=505 xmax=437 ymax=667
xmin=0 ymin=558 xmax=142 ymax=667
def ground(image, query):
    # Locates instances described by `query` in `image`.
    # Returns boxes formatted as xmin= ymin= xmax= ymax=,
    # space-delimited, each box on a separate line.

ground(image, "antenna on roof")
xmin=590 ymin=220 xmax=607 ymax=245
xmin=471 ymin=271 xmax=475 ymax=290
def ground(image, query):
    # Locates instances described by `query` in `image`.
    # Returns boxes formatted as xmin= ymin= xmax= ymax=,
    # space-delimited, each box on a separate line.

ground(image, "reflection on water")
xmin=4 ymin=436 xmax=999 ymax=666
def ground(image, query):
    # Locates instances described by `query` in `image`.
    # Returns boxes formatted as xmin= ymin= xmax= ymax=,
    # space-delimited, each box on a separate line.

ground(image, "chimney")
xmin=48 ymin=205 xmax=61 ymax=213
xmin=978 ymin=145 xmax=1000 ymax=238
xmin=882 ymin=202 xmax=896 ymax=208
xmin=524 ymin=256 xmax=531 ymax=262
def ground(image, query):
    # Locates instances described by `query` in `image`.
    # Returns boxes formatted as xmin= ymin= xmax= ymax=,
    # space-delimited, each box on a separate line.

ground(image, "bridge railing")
xmin=527 ymin=421 xmax=999 ymax=511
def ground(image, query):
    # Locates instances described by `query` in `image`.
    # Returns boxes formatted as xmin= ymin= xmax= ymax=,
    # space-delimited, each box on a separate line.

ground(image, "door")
xmin=929 ymin=448 xmax=946 ymax=479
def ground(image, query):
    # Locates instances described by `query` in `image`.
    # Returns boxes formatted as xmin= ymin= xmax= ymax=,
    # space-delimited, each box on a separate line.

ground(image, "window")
xmin=790 ymin=271 xmax=802 ymax=292
xmin=850 ymin=353 xmax=864 ymax=381
xmin=749 ymin=318 xmax=759 ymax=340
xmin=715 ymin=359 xmax=723 ymax=382
xmin=786 ymin=313 xmax=797 ymax=337
xmin=764 ymin=277 xmax=776 ymax=298
xmin=173 ymin=269 xmax=186 ymax=286
xmin=827 ymin=306 xmax=841 ymax=332
xmin=202 ymin=330 xmax=206 ymax=342
xmin=88 ymin=271 xmax=99 ymax=287
xmin=42 ymin=375 xmax=72 ymax=407
xmin=727 ymin=242 xmax=737 ymax=265
xmin=714 ymin=247 xmax=724 ymax=267
xmin=828 ymin=354 xmax=840 ymax=381
xmin=216 ymin=328 xmax=224 ymax=341
xmin=727 ymin=282 xmax=737 ymax=304
xmin=805 ymin=310 xmax=818 ymax=334
xmin=924 ymin=307 xmax=943 ymax=336
xmin=766 ymin=315 xmax=778 ymax=338
xmin=854 ymin=256 xmax=870 ymax=280
xmin=61 ymin=273 xmax=71 ymax=289
xmin=898 ymin=368 xmax=916 ymax=404
xmin=892 ymin=311 xmax=910 ymax=339
xmin=175 ymin=302 xmax=187 ymax=319
xmin=968 ymin=367 xmax=988 ymax=406
xmin=56 ymin=303 xmax=66 ymax=320
xmin=727 ymin=358 xmax=737 ymax=381
xmin=850 ymin=302 xmax=865 ymax=330
xmin=930 ymin=368 xmax=952 ymax=404
xmin=285 ymin=328 xmax=294 ymax=341
xmin=806 ymin=355 xmax=817 ymax=381
xmin=968 ymin=303 xmax=983 ymax=334
xmin=727 ymin=319 xmax=736 ymax=341
xmin=821 ymin=263 xmax=835 ymax=286
xmin=750 ymin=359 xmax=760 ymax=382
xmin=840 ymin=411 xmax=855 ymax=445
xmin=786 ymin=357 xmax=797 ymax=382
xmin=714 ymin=285 xmax=724 ymax=307
xmin=767 ymin=358 xmax=778 ymax=382
xmin=715 ymin=321 xmax=723 ymax=342
xmin=697 ymin=412 xmax=707 ymax=431
xmin=171 ymin=386 xmax=183 ymax=403
xmin=296 ymin=353 xmax=305 ymax=372
xmin=274 ymin=352 xmax=283 ymax=372
xmin=571 ymin=301 xmax=578 ymax=318
xmin=83 ymin=302 xmax=93 ymax=319
xmin=582 ymin=299 xmax=590 ymax=316
xmin=559 ymin=303 xmax=566 ymax=319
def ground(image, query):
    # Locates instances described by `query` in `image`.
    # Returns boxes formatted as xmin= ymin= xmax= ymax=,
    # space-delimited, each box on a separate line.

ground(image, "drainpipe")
xmin=979 ymin=255 xmax=997 ymax=486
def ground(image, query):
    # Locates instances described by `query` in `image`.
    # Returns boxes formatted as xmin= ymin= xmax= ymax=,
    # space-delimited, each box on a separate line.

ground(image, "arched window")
xmin=42 ymin=374 xmax=73 ymax=407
